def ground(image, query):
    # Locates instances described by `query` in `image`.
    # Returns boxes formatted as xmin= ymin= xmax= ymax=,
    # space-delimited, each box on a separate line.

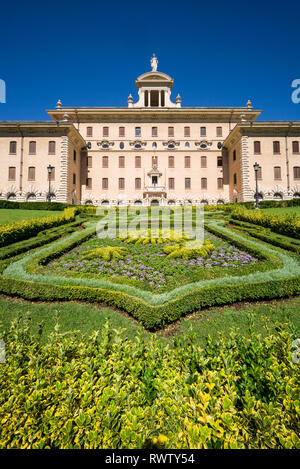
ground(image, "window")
xmin=102 ymin=156 xmax=108 ymax=168
xmin=233 ymin=173 xmax=237 ymax=185
xmin=152 ymin=142 xmax=157 ymax=149
xmin=184 ymin=126 xmax=190 ymax=137
xmin=8 ymin=167 xmax=16 ymax=180
xmin=135 ymin=127 xmax=141 ymax=137
xmin=254 ymin=141 xmax=261 ymax=154
xmin=27 ymin=193 xmax=36 ymax=201
xmin=168 ymin=178 xmax=175 ymax=190
xmin=120 ymin=142 xmax=124 ymax=149
xmin=168 ymin=155 xmax=174 ymax=168
xmin=119 ymin=127 xmax=125 ymax=137
xmin=48 ymin=141 xmax=56 ymax=154
xmin=73 ymin=150 xmax=77 ymax=162
xmin=87 ymin=156 xmax=92 ymax=168
xmin=103 ymin=127 xmax=109 ymax=137
xmin=294 ymin=166 xmax=300 ymax=179
xmin=185 ymin=142 xmax=190 ymax=148
xmin=135 ymin=155 xmax=141 ymax=168
xmin=102 ymin=178 xmax=108 ymax=189
xmin=29 ymin=141 xmax=36 ymax=155
xmin=48 ymin=167 xmax=55 ymax=181
xmin=119 ymin=178 xmax=125 ymax=190
xmin=233 ymin=149 xmax=236 ymax=161
xmin=201 ymin=155 xmax=207 ymax=168
xmin=168 ymin=126 xmax=174 ymax=137
xmin=119 ymin=155 xmax=125 ymax=168
xmin=86 ymin=127 xmax=93 ymax=137
xmin=257 ymin=166 xmax=262 ymax=179
xmin=184 ymin=156 xmax=191 ymax=168
xmin=201 ymin=178 xmax=207 ymax=190
xmin=274 ymin=166 xmax=281 ymax=180
xmin=216 ymin=126 xmax=222 ymax=137
xmin=292 ymin=141 xmax=299 ymax=154
xmin=9 ymin=141 xmax=17 ymax=154
xmin=217 ymin=178 xmax=223 ymax=189
xmin=86 ymin=178 xmax=92 ymax=189
xmin=273 ymin=141 xmax=280 ymax=154
xmin=217 ymin=156 xmax=223 ymax=167
xmin=152 ymin=156 xmax=158 ymax=166
xmin=28 ymin=166 xmax=35 ymax=181
xmin=73 ymin=173 xmax=76 ymax=185
xmin=185 ymin=177 xmax=191 ymax=189
xmin=200 ymin=127 xmax=206 ymax=137
xmin=152 ymin=127 xmax=157 ymax=137
xmin=135 ymin=178 xmax=141 ymax=189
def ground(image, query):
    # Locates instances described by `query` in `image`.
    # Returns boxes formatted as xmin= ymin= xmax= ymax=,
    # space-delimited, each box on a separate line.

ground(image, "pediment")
xmin=136 ymin=71 xmax=173 ymax=83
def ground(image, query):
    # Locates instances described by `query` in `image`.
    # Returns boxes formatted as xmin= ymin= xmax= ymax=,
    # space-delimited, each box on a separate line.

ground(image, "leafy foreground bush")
xmin=0 ymin=318 xmax=299 ymax=449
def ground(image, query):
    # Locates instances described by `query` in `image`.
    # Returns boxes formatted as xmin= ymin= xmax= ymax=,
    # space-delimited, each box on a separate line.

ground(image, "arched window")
xmin=273 ymin=192 xmax=283 ymax=200
xmin=85 ymin=200 xmax=93 ymax=205
xmin=151 ymin=199 xmax=159 ymax=206
xmin=7 ymin=193 xmax=16 ymax=201
xmin=120 ymin=142 xmax=124 ymax=149
xmin=217 ymin=199 xmax=224 ymax=205
xmin=134 ymin=200 xmax=142 ymax=205
xmin=101 ymin=200 xmax=109 ymax=206
xmin=200 ymin=200 xmax=208 ymax=205
xmin=168 ymin=200 xmax=176 ymax=205
xmin=152 ymin=142 xmax=157 ymax=149
xmin=185 ymin=142 xmax=190 ymax=148
xmin=27 ymin=193 xmax=36 ymax=201
xmin=293 ymin=192 xmax=300 ymax=198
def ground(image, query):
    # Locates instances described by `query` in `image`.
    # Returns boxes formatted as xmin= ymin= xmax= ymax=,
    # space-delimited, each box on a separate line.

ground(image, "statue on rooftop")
xmin=151 ymin=54 xmax=158 ymax=72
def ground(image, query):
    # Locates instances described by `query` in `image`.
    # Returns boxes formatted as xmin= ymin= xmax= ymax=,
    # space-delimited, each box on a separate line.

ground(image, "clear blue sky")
xmin=0 ymin=0 xmax=299 ymax=121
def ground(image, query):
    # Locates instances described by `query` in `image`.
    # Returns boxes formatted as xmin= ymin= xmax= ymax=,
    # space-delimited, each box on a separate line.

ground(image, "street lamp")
xmin=253 ymin=162 xmax=260 ymax=209
xmin=47 ymin=165 xmax=54 ymax=202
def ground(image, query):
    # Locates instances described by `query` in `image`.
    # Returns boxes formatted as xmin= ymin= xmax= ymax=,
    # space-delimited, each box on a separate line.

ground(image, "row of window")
xmin=88 ymin=155 xmax=223 ymax=169
xmin=8 ymin=167 xmax=78 ymax=185
xmin=86 ymin=126 xmax=223 ymax=138
xmin=253 ymin=140 xmax=300 ymax=154
xmin=252 ymin=166 xmax=300 ymax=180
xmin=8 ymin=142 xmax=78 ymax=161
xmin=86 ymin=178 xmax=225 ymax=191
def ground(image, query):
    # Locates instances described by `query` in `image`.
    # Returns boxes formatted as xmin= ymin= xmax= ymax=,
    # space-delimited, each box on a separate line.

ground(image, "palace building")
xmin=0 ymin=55 xmax=300 ymax=206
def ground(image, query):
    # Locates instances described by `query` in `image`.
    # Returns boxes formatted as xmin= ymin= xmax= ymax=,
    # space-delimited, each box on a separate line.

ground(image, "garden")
xmin=0 ymin=201 xmax=299 ymax=449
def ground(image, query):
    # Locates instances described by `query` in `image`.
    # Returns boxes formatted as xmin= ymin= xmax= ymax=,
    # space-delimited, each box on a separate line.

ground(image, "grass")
xmin=260 ymin=206 xmax=300 ymax=216
xmin=0 ymin=209 xmax=62 ymax=225
xmin=0 ymin=294 xmax=299 ymax=347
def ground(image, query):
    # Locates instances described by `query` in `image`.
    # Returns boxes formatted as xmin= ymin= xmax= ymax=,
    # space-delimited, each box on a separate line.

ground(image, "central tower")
xmin=128 ymin=54 xmax=181 ymax=108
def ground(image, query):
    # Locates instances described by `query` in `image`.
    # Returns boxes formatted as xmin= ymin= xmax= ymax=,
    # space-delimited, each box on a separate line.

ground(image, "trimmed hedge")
xmin=0 ymin=200 xmax=71 ymax=211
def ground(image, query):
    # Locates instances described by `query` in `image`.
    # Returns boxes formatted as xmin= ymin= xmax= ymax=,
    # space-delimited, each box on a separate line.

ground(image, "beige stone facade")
xmin=0 ymin=58 xmax=299 ymax=205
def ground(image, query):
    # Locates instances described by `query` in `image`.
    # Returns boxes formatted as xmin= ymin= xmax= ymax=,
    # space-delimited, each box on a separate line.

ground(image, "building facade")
xmin=0 ymin=56 xmax=299 ymax=205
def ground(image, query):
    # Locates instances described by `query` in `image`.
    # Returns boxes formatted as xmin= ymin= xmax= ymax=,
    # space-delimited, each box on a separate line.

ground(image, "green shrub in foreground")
xmin=0 ymin=318 xmax=299 ymax=449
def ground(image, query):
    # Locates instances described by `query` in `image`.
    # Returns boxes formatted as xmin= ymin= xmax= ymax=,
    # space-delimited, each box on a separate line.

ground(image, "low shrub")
xmin=0 ymin=318 xmax=299 ymax=448
xmin=81 ymin=246 xmax=128 ymax=261
xmin=163 ymin=240 xmax=215 ymax=260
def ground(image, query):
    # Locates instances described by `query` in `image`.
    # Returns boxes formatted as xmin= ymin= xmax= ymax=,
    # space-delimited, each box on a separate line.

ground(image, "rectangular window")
xmin=200 ymin=127 xmax=206 ymax=137
xmin=168 ymin=178 xmax=175 ymax=190
xmin=184 ymin=126 xmax=190 ymax=137
xmin=48 ymin=141 xmax=56 ymax=154
xmin=28 ymin=166 xmax=35 ymax=181
xmin=254 ymin=141 xmax=261 ymax=154
xmin=273 ymin=141 xmax=280 ymax=154
xmin=87 ymin=156 xmax=92 ymax=168
xmin=86 ymin=178 xmax=92 ymax=189
xmin=73 ymin=150 xmax=77 ymax=162
xmin=119 ymin=155 xmax=125 ymax=168
xmin=292 ymin=141 xmax=299 ymax=154
xmin=168 ymin=155 xmax=174 ymax=168
xmin=217 ymin=156 xmax=223 ymax=167
xmin=201 ymin=178 xmax=207 ymax=190
xmin=135 ymin=155 xmax=141 ymax=168
xmin=119 ymin=178 xmax=125 ymax=190
xmin=233 ymin=149 xmax=236 ymax=161
xmin=152 ymin=127 xmax=158 ymax=137
xmin=274 ymin=166 xmax=281 ymax=180
xmin=86 ymin=127 xmax=93 ymax=137
xmin=201 ymin=155 xmax=207 ymax=168
xmin=29 ymin=141 xmax=36 ymax=155
xmin=216 ymin=126 xmax=222 ymax=137
xmin=217 ymin=177 xmax=223 ymax=189
xmin=233 ymin=173 xmax=237 ymax=185
xmin=102 ymin=178 xmax=108 ymax=189
xmin=9 ymin=141 xmax=17 ymax=154
xmin=103 ymin=127 xmax=109 ymax=137
xmin=119 ymin=126 xmax=125 ymax=137
xmin=293 ymin=166 xmax=300 ymax=179
xmin=135 ymin=127 xmax=141 ymax=137
xmin=48 ymin=167 xmax=55 ymax=181
xmin=102 ymin=156 xmax=108 ymax=168
xmin=184 ymin=156 xmax=191 ymax=168
xmin=8 ymin=166 xmax=16 ymax=180
xmin=168 ymin=126 xmax=174 ymax=137
xmin=73 ymin=173 xmax=76 ymax=185
xmin=135 ymin=178 xmax=141 ymax=189
xmin=185 ymin=177 xmax=191 ymax=189
xmin=257 ymin=166 xmax=262 ymax=180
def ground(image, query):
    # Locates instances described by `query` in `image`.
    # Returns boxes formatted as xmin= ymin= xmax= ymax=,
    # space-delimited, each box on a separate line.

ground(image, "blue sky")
xmin=0 ymin=0 xmax=299 ymax=121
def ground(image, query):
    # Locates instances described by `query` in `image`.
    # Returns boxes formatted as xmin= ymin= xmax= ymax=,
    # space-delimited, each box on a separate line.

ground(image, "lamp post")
xmin=253 ymin=162 xmax=260 ymax=209
xmin=47 ymin=165 xmax=53 ymax=202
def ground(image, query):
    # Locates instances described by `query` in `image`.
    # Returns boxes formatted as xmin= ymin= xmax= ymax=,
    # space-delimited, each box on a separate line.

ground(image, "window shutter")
xmin=135 ymin=156 xmax=141 ymax=168
xmin=293 ymin=166 xmax=300 ymax=179
xmin=102 ymin=178 xmax=108 ymax=189
xmin=29 ymin=141 xmax=36 ymax=154
xmin=168 ymin=127 xmax=174 ymax=137
xmin=216 ymin=126 xmax=222 ymax=137
xmin=119 ymin=127 xmax=125 ymax=137
xmin=254 ymin=141 xmax=261 ymax=154
xmin=135 ymin=178 xmax=141 ymax=189
xmin=28 ymin=166 xmax=35 ymax=181
xmin=86 ymin=127 xmax=93 ymax=137
xmin=292 ymin=141 xmax=299 ymax=153
xmin=119 ymin=156 xmax=125 ymax=168
xmin=8 ymin=167 xmax=16 ymax=180
xmin=201 ymin=155 xmax=207 ymax=168
xmin=9 ymin=141 xmax=17 ymax=154
xmin=185 ymin=156 xmax=191 ymax=168
xmin=103 ymin=127 xmax=109 ymax=137
xmin=274 ymin=166 xmax=281 ymax=179
xmin=184 ymin=126 xmax=190 ymax=137
xmin=273 ymin=141 xmax=280 ymax=153
xmin=201 ymin=178 xmax=207 ymax=189
xmin=168 ymin=156 xmax=174 ymax=168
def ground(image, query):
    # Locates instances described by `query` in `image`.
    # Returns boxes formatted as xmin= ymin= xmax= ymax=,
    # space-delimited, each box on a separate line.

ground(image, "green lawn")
xmin=0 ymin=295 xmax=298 ymax=346
xmin=0 ymin=209 xmax=62 ymax=225
xmin=260 ymin=206 xmax=300 ymax=216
